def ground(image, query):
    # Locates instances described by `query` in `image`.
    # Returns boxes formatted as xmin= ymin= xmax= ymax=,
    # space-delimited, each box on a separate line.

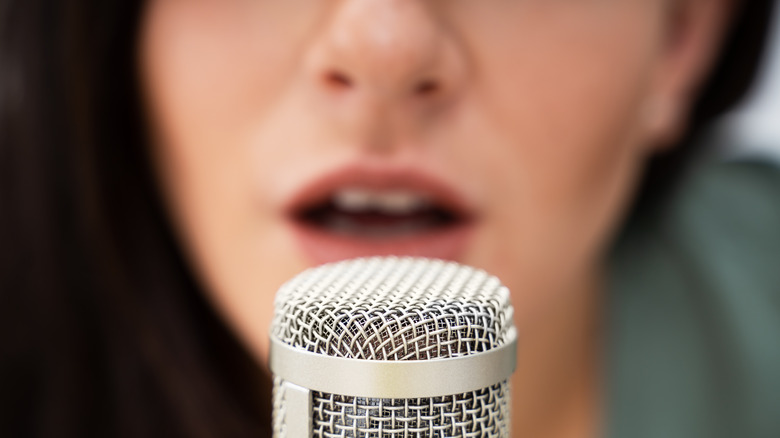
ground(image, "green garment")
xmin=607 ymin=160 xmax=780 ymax=438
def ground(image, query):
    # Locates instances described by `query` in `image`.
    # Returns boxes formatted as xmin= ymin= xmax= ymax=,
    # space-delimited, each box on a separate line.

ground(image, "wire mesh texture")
xmin=272 ymin=257 xmax=514 ymax=438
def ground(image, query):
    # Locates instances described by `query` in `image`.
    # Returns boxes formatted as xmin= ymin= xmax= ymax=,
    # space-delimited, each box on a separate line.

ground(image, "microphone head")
xmin=270 ymin=257 xmax=516 ymax=437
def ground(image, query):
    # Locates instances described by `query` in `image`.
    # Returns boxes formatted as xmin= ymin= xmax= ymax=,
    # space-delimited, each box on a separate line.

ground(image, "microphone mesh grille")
xmin=272 ymin=257 xmax=513 ymax=437
xmin=272 ymin=257 xmax=513 ymax=360
xmin=309 ymin=383 xmax=509 ymax=437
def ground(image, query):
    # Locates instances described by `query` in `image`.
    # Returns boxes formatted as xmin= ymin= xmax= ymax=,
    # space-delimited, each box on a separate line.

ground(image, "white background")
xmin=718 ymin=5 xmax=780 ymax=159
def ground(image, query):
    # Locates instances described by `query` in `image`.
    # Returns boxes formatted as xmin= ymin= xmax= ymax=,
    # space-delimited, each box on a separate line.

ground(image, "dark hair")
xmin=0 ymin=0 xmax=774 ymax=436
xmin=1 ymin=1 xmax=270 ymax=436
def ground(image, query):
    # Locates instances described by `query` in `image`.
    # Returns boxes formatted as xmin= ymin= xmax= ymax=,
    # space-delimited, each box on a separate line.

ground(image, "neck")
xmin=509 ymin=266 xmax=604 ymax=438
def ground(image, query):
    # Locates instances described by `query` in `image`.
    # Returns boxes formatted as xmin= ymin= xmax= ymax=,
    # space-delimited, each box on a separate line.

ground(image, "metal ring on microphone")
xmin=269 ymin=327 xmax=517 ymax=399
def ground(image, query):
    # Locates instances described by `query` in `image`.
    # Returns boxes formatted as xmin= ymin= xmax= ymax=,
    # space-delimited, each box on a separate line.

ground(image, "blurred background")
xmin=716 ymin=3 xmax=780 ymax=159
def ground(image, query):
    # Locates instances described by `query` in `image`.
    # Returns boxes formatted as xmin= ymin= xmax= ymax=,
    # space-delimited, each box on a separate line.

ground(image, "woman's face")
xmin=140 ymin=0 xmax=726 ymax=359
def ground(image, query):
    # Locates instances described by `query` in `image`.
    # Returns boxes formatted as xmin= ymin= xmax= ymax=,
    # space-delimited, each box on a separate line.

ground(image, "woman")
xmin=1 ymin=0 xmax=778 ymax=437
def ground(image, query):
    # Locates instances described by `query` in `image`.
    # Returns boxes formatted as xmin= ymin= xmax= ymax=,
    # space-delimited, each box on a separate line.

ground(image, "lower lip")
xmin=288 ymin=221 xmax=475 ymax=265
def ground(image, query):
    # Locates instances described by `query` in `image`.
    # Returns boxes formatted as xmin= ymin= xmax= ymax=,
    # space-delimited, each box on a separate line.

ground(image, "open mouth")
xmin=284 ymin=168 xmax=475 ymax=264
xmin=295 ymin=187 xmax=464 ymax=239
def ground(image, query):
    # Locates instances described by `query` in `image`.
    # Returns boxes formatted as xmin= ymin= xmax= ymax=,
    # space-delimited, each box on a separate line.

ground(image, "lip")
xmin=283 ymin=164 xmax=476 ymax=265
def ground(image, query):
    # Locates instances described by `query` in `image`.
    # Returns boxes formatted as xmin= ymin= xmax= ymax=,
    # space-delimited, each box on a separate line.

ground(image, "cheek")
xmin=445 ymin=4 xmax=663 ymax=313
xmin=139 ymin=0 xmax=325 ymax=144
xmin=138 ymin=0 xmax=327 ymax=242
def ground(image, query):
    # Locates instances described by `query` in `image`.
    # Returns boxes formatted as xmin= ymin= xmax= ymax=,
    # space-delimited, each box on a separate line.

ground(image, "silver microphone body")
xmin=269 ymin=257 xmax=517 ymax=438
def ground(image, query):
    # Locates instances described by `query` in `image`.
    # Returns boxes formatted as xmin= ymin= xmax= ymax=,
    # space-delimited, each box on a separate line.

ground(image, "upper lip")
xmin=283 ymin=164 xmax=476 ymax=223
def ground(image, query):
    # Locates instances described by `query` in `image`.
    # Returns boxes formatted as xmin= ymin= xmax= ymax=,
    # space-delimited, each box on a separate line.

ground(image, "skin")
xmin=139 ymin=0 xmax=731 ymax=436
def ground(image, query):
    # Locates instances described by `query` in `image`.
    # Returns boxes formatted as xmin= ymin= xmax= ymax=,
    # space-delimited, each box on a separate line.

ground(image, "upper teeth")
xmin=333 ymin=188 xmax=432 ymax=215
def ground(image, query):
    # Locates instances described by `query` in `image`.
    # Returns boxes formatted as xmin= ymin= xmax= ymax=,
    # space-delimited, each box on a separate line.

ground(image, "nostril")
xmin=323 ymin=70 xmax=353 ymax=90
xmin=414 ymin=79 xmax=440 ymax=97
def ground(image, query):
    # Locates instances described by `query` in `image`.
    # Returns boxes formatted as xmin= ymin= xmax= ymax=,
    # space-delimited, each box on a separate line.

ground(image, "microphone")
xmin=269 ymin=257 xmax=517 ymax=438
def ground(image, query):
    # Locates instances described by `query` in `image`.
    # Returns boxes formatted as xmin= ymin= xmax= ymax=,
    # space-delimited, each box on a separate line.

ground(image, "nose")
xmin=306 ymin=0 xmax=467 ymax=107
